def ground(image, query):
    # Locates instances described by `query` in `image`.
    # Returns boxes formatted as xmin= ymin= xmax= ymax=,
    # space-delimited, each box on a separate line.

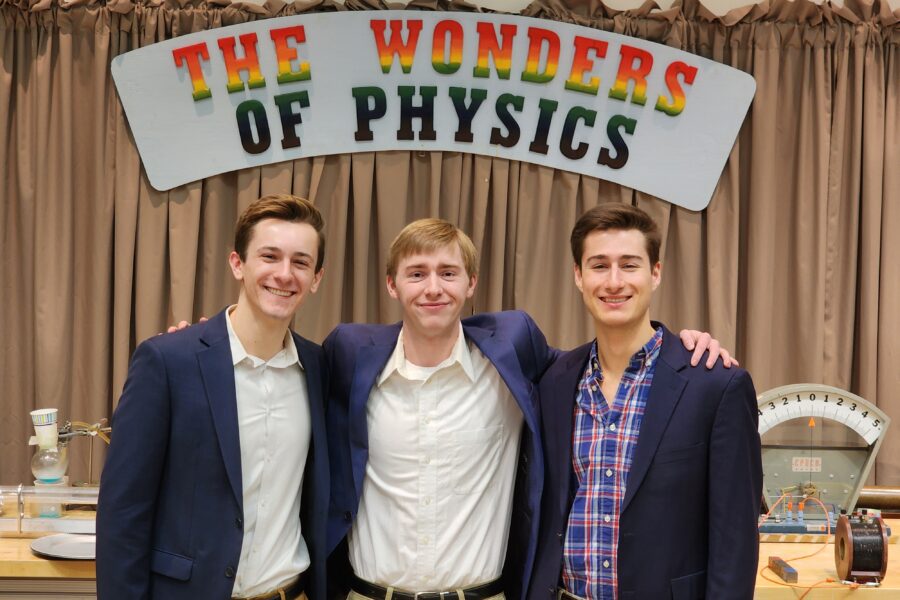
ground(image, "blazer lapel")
xmin=465 ymin=324 xmax=538 ymax=434
xmin=550 ymin=344 xmax=593 ymax=514
xmin=621 ymin=329 xmax=688 ymax=513
xmin=197 ymin=312 xmax=243 ymax=511
xmin=348 ymin=326 xmax=399 ymax=499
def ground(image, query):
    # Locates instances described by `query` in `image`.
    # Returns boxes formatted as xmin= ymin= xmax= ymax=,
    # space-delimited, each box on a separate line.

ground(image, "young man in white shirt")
xmin=98 ymin=195 xmax=330 ymax=600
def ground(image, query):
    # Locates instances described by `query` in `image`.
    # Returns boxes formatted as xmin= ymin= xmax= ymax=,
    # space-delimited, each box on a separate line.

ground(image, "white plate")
xmin=31 ymin=533 xmax=95 ymax=560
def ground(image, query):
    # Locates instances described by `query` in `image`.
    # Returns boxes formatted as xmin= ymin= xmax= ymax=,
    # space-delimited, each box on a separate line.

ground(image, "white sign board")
xmin=111 ymin=11 xmax=755 ymax=210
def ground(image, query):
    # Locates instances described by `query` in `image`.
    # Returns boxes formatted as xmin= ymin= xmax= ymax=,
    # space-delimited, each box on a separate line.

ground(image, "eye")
xmin=623 ymin=263 xmax=639 ymax=270
xmin=293 ymin=259 xmax=310 ymax=268
xmin=442 ymin=271 xmax=457 ymax=278
xmin=591 ymin=263 xmax=608 ymax=270
xmin=262 ymin=253 xmax=277 ymax=261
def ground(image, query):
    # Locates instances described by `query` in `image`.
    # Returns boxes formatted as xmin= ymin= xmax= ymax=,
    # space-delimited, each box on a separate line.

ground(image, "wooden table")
xmin=2 ymin=523 xmax=900 ymax=599
xmin=0 ymin=536 xmax=95 ymax=598
xmin=755 ymin=519 xmax=899 ymax=598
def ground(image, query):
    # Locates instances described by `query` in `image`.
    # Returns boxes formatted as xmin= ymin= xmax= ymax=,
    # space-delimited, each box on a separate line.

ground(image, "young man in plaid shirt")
xmin=529 ymin=204 xmax=762 ymax=600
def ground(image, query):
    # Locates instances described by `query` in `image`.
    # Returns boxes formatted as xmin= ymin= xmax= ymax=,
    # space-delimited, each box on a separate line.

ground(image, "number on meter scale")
xmin=758 ymin=384 xmax=889 ymax=446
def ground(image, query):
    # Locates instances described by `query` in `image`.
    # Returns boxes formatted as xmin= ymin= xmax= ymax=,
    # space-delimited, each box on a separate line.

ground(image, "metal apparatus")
xmin=757 ymin=384 xmax=890 ymax=535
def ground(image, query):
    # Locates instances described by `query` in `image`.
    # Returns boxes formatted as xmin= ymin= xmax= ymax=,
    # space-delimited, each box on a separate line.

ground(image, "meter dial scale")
xmin=757 ymin=384 xmax=891 ymax=532
xmin=759 ymin=385 xmax=888 ymax=446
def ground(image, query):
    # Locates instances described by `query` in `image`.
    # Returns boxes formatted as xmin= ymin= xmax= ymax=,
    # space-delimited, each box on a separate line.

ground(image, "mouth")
xmin=600 ymin=296 xmax=630 ymax=305
xmin=418 ymin=302 xmax=449 ymax=311
xmin=265 ymin=286 xmax=295 ymax=298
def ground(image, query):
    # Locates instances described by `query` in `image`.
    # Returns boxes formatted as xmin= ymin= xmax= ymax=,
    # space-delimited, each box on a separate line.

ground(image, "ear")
xmin=386 ymin=274 xmax=399 ymax=300
xmin=651 ymin=261 xmax=662 ymax=290
xmin=309 ymin=268 xmax=324 ymax=294
xmin=465 ymin=273 xmax=478 ymax=299
xmin=573 ymin=263 xmax=584 ymax=292
xmin=228 ymin=251 xmax=244 ymax=281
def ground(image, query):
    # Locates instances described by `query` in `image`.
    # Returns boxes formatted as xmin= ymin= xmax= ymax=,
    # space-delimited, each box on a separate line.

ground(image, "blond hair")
xmin=386 ymin=218 xmax=478 ymax=278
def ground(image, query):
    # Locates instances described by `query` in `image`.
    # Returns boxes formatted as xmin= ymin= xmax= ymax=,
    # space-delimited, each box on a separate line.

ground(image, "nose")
xmin=607 ymin=266 xmax=623 ymax=288
xmin=274 ymin=259 xmax=292 ymax=280
xmin=424 ymin=272 xmax=442 ymax=295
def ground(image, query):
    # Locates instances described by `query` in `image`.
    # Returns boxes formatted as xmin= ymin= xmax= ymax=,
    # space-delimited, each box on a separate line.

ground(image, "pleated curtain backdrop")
xmin=1 ymin=0 xmax=898 ymax=487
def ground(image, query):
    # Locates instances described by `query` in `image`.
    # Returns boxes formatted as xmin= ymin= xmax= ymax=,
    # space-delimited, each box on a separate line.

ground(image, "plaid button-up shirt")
xmin=562 ymin=328 xmax=663 ymax=600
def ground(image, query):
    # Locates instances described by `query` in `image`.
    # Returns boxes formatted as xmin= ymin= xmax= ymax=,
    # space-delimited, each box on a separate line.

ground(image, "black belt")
xmin=233 ymin=572 xmax=306 ymax=600
xmin=350 ymin=574 xmax=504 ymax=600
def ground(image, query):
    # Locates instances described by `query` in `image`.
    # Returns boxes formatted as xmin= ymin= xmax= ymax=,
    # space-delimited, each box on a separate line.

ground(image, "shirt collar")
xmin=225 ymin=305 xmax=302 ymax=370
xmin=377 ymin=322 xmax=474 ymax=386
xmin=586 ymin=325 xmax=665 ymax=381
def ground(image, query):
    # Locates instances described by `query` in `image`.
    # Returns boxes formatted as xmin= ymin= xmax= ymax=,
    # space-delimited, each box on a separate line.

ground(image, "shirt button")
xmin=225 ymin=566 xmax=236 ymax=578
xmin=609 ymin=424 xmax=617 ymax=432
xmin=603 ymin=560 xmax=610 ymax=568
xmin=235 ymin=517 xmax=243 ymax=529
xmin=424 ymin=497 xmax=432 ymax=506
xmin=604 ymin=515 xmax=611 ymax=523
xmin=606 ymin=469 xmax=613 ymax=477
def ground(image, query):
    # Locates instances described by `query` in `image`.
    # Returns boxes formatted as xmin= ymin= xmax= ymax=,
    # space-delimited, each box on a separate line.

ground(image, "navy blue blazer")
xmin=529 ymin=325 xmax=762 ymax=600
xmin=324 ymin=310 xmax=558 ymax=600
xmin=97 ymin=310 xmax=329 ymax=600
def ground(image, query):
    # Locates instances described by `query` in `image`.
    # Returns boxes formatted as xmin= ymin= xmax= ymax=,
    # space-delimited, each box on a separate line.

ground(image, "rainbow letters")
xmin=111 ymin=12 xmax=755 ymax=210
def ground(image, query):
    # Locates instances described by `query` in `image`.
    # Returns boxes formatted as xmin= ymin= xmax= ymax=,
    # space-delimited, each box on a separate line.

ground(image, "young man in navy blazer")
xmin=324 ymin=218 xmax=730 ymax=600
xmin=97 ymin=195 xmax=329 ymax=600
xmin=529 ymin=204 xmax=762 ymax=600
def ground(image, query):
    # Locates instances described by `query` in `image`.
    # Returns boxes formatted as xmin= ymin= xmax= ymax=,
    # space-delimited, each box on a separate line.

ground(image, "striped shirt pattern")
xmin=562 ymin=327 xmax=663 ymax=600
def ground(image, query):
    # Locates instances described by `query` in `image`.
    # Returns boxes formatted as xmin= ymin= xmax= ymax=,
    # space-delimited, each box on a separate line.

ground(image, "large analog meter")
xmin=757 ymin=384 xmax=890 ymax=534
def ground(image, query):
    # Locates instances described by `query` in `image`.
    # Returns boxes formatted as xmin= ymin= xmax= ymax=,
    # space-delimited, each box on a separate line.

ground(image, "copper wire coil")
xmin=834 ymin=513 xmax=888 ymax=584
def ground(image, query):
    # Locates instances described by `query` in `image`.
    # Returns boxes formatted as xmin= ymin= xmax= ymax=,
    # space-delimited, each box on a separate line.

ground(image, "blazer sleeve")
xmin=322 ymin=325 xmax=355 ymax=554
xmin=96 ymin=340 xmax=171 ymax=600
xmin=521 ymin=311 xmax=562 ymax=378
xmin=706 ymin=369 xmax=762 ymax=598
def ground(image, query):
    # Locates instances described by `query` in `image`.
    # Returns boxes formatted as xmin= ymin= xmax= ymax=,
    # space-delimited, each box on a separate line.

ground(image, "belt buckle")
xmin=414 ymin=591 xmax=451 ymax=600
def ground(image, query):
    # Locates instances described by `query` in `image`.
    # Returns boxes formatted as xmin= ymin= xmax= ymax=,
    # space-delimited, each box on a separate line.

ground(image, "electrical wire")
xmin=758 ymin=495 xmax=860 ymax=597
xmin=757 ymin=491 xmax=789 ymax=527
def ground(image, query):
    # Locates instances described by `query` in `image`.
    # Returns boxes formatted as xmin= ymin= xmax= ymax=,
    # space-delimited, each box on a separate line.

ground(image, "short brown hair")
xmin=234 ymin=194 xmax=325 ymax=272
xmin=386 ymin=218 xmax=478 ymax=278
xmin=570 ymin=203 xmax=661 ymax=266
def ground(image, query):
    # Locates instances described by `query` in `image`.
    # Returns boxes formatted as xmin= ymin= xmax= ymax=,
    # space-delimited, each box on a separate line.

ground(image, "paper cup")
xmin=31 ymin=409 xmax=59 ymax=449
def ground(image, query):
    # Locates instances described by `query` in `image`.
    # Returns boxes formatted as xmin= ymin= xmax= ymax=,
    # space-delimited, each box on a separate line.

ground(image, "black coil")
xmin=835 ymin=515 xmax=888 ymax=582
xmin=844 ymin=521 xmax=885 ymax=572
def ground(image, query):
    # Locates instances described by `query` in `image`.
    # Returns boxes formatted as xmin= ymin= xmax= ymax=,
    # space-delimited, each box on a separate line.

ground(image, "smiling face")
xmin=575 ymin=228 xmax=661 ymax=332
xmin=386 ymin=242 xmax=477 ymax=341
xmin=229 ymin=218 xmax=323 ymax=326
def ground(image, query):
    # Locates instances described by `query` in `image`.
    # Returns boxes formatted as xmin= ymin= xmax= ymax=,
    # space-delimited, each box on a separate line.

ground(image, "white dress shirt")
xmin=349 ymin=324 xmax=523 ymax=590
xmin=226 ymin=308 xmax=312 ymax=597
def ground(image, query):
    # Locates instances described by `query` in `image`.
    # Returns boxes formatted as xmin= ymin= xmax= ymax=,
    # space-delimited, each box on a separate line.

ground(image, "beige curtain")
xmin=1 ymin=0 xmax=898 ymax=487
